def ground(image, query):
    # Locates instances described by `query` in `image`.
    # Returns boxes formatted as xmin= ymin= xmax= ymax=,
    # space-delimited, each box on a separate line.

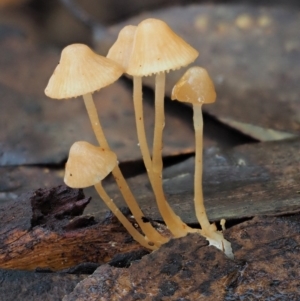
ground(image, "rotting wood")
xmin=0 ymin=185 xmax=146 ymax=271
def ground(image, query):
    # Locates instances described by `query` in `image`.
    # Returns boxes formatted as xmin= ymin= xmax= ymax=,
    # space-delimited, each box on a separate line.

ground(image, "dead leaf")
xmin=99 ymin=4 xmax=300 ymax=140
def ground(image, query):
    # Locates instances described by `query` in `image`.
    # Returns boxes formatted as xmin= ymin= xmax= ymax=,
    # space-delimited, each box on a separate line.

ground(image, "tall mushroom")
xmin=45 ymin=44 xmax=167 ymax=246
xmin=125 ymin=18 xmax=199 ymax=237
xmin=171 ymin=66 xmax=233 ymax=258
xmin=64 ymin=141 xmax=156 ymax=250
xmin=107 ymin=25 xmax=152 ymax=188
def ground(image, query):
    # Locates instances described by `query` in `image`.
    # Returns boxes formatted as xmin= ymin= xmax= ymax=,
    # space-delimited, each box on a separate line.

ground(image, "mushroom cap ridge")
xmin=45 ymin=44 xmax=124 ymax=99
xmin=107 ymin=25 xmax=137 ymax=70
xmin=127 ymin=18 xmax=199 ymax=76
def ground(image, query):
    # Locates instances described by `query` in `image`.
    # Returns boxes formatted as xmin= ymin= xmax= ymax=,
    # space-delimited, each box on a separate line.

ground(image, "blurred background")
xmin=0 ymin=0 xmax=299 ymax=221
xmin=1 ymin=0 xmax=299 ymax=46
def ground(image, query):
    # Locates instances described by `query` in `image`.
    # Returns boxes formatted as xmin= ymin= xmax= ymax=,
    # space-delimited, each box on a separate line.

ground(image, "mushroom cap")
xmin=171 ymin=66 xmax=216 ymax=105
xmin=45 ymin=44 xmax=124 ymax=99
xmin=64 ymin=141 xmax=117 ymax=188
xmin=127 ymin=18 xmax=199 ymax=76
xmin=107 ymin=25 xmax=137 ymax=70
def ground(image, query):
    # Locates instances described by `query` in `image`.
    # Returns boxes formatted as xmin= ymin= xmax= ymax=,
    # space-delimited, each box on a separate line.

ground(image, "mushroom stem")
xmin=83 ymin=93 xmax=107 ymax=145
xmin=133 ymin=77 xmax=194 ymax=237
xmin=94 ymin=182 xmax=156 ymax=250
xmin=193 ymin=104 xmax=211 ymax=231
xmin=152 ymin=72 xmax=165 ymax=173
xmin=204 ymin=224 xmax=234 ymax=259
xmin=151 ymin=169 xmax=196 ymax=237
xmin=132 ymin=77 xmax=152 ymax=172
xmin=83 ymin=92 xmax=167 ymax=245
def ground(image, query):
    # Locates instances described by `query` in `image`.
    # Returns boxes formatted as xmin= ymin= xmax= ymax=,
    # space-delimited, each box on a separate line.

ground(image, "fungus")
xmin=107 ymin=25 xmax=137 ymax=70
xmin=45 ymin=44 xmax=167 ymax=246
xmin=64 ymin=141 xmax=156 ymax=250
xmin=127 ymin=18 xmax=198 ymax=175
xmin=171 ymin=66 xmax=233 ymax=258
xmin=44 ymin=44 xmax=123 ymax=149
xmin=124 ymin=18 xmax=198 ymax=237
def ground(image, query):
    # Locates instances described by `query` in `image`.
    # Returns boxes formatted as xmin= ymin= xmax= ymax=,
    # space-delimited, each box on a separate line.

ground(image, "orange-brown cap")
xmin=107 ymin=25 xmax=137 ymax=70
xmin=64 ymin=141 xmax=117 ymax=188
xmin=171 ymin=66 xmax=216 ymax=105
xmin=45 ymin=44 xmax=124 ymax=99
xmin=127 ymin=18 xmax=199 ymax=76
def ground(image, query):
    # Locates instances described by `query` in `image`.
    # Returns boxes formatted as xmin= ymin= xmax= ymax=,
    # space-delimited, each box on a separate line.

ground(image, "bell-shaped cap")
xmin=127 ymin=18 xmax=199 ymax=76
xmin=64 ymin=141 xmax=117 ymax=188
xmin=171 ymin=66 xmax=216 ymax=105
xmin=107 ymin=25 xmax=137 ymax=70
xmin=45 ymin=44 xmax=124 ymax=99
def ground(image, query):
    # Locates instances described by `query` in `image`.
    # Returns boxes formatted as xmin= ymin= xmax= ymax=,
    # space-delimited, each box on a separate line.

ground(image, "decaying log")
xmin=63 ymin=214 xmax=300 ymax=300
xmin=63 ymin=234 xmax=241 ymax=301
xmin=0 ymin=185 xmax=146 ymax=271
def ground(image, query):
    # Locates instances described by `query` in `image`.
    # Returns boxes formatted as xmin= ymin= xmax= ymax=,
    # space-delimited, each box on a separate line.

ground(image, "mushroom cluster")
xmin=45 ymin=18 xmax=233 ymax=258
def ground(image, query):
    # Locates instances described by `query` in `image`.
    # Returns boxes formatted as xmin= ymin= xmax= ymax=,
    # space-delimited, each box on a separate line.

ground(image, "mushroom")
xmin=45 ymin=43 xmax=124 ymax=146
xmin=64 ymin=141 xmax=157 ymax=250
xmin=171 ymin=66 xmax=233 ymax=258
xmin=107 ymin=25 xmax=153 ymax=186
xmin=45 ymin=44 xmax=167 ymax=246
xmin=127 ymin=18 xmax=199 ymax=176
xmin=107 ymin=25 xmax=137 ymax=70
xmin=110 ymin=19 xmax=199 ymax=237
xmin=107 ymin=26 xmax=153 ymax=188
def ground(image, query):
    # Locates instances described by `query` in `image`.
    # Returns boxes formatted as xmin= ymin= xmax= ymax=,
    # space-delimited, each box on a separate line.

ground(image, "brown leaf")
xmin=101 ymin=4 xmax=300 ymax=140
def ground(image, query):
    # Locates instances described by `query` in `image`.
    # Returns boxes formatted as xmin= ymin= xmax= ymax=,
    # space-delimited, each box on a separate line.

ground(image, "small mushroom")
xmin=45 ymin=44 xmax=166 ymax=246
xmin=64 ymin=141 xmax=158 ymax=250
xmin=172 ymin=66 xmax=233 ymax=258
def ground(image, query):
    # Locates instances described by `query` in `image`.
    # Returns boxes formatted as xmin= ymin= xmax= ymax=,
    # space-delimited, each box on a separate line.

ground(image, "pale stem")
xmin=132 ymin=77 xmax=153 ymax=174
xmin=193 ymin=104 xmax=211 ymax=231
xmin=205 ymin=228 xmax=234 ymax=259
xmin=83 ymin=93 xmax=107 ymax=146
xmin=151 ymin=170 xmax=196 ymax=237
xmin=94 ymin=182 xmax=156 ymax=250
xmin=193 ymin=105 xmax=233 ymax=259
xmin=133 ymin=77 xmax=194 ymax=238
xmin=83 ymin=93 xmax=167 ymax=245
xmin=152 ymin=72 xmax=165 ymax=174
